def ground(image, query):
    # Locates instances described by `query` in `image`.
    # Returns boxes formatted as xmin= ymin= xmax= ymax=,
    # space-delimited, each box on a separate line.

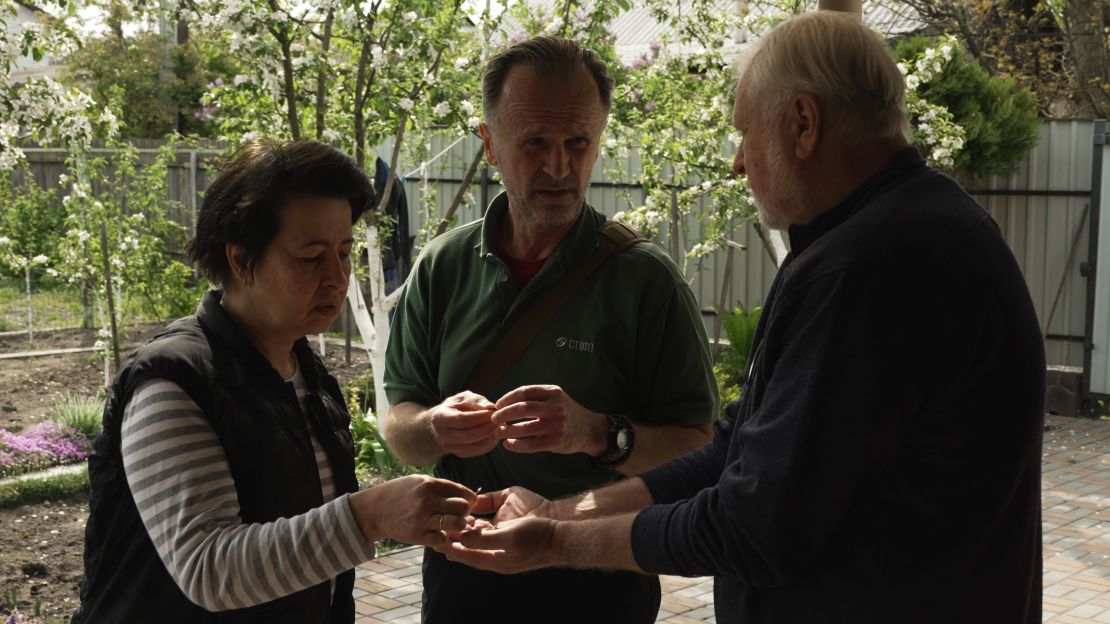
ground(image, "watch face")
xmin=616 ymin=429 xmax=631 ymax=451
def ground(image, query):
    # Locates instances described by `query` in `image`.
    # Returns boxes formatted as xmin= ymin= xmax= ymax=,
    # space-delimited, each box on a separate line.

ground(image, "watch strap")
xmin=592 ymin=413 xmax=635 ymax=468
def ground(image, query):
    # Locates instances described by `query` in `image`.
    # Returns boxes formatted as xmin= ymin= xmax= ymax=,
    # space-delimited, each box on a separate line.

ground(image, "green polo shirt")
xmin=384 ymin=193 xmax=718 ymax=498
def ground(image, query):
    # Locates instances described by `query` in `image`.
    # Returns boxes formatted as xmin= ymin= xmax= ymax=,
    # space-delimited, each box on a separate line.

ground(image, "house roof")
xmin=498 ymin=1 xmax=926 ymax=65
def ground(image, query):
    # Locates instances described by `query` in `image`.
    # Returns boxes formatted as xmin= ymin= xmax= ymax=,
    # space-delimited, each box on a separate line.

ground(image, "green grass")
xmin=0 ymin=468 xmax=89 ymax=509
xmin=0 ymin=277 xmax=85 ymax=332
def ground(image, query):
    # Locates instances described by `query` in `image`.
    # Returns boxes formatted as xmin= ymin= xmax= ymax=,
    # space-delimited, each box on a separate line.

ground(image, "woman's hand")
xmin=349 ymin=474 xmax=477 ymax=548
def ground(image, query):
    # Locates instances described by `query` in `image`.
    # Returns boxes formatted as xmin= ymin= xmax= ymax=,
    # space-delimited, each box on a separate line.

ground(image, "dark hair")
xmin=186 ymin=139 xmax=373 ymax=286
xmin=482 ymin=36 xmax=614 ymax=121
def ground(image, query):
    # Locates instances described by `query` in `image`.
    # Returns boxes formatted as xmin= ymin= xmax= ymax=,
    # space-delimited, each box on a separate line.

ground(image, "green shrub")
xmin=0 ymin=173 xmax=63 ymax=283
xmin=716 ymin=301 xmax=762 ymax=392
xmin=348 ymin=406 xmax=427 ymax=479
xmin=895 ymin=36 xmax=1040 ymax=181
xmin=715 ymin=363 xmax=742 ymax=407
xmin=341 ymin=370 xmax=376 ymax=418
xmin=343 ymin=374 xmax=426 ymax=479
xmin=51 ymin=395 xmax=104 ymax=444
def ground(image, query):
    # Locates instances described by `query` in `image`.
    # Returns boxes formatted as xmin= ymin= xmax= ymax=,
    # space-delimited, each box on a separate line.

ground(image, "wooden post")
xmin=669 ymin=189 xmax=681 ymax=264
xmin=817 ymin=0 xmax=862 ymax=15
xmin=344 ymin=300 xmax=352 ymax=365
xmin=99 ymin=222 xmax=121 ymax=372
xmin=24 ymin=264 xmax=33 ymax=347
xmin=712 ymin=242 xmax=736 ymax=362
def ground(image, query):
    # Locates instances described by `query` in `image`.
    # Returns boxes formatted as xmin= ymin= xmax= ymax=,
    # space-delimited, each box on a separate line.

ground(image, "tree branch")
xmin=435 ymin=144 xmax=484 ymax=237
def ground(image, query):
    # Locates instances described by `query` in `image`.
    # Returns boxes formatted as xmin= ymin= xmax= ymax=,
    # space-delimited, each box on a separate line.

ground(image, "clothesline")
xmin=401 ymin=135 xmax=468 ymax=179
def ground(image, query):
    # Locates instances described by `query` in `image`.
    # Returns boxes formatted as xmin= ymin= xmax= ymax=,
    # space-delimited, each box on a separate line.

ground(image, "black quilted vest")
xmin=72 ymin=290 xmax=359 ymax=624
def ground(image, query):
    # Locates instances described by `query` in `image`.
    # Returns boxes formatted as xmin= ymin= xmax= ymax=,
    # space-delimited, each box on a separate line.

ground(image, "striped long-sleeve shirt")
xmin=120 ymin=363 xmax=375 ymax=612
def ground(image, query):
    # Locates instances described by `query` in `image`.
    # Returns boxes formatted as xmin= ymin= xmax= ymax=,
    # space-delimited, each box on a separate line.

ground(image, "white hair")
xmin=737 ymin=11 xmax=910 ymax=143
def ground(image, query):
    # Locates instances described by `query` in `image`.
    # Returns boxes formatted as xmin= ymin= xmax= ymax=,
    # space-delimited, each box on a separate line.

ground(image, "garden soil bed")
xmin=0 ymin=323 xmax=372 ymax=621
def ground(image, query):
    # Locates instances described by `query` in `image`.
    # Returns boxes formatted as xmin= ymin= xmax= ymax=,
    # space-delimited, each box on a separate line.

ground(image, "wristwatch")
xmin=593 ymin=413 xmax=635 ymax=468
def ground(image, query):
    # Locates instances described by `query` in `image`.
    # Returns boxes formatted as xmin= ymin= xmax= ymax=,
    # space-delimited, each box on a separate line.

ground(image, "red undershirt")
xmin=498 ymin=246 xmax=549 ymax=288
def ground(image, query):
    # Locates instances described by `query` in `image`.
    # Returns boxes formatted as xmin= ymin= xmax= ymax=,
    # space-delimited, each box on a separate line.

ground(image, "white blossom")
xmin=31 ymin=254 xmax=48 ymax=264
xmin=370 ymin=44 xmax=385 ymax=69
xmin=398 ymin=97 xmax=414 ymax=112
xmin=687 ymin=240 xmax=721 ymax=259
xmin=433 ymin=102 xmax=450 ymax=117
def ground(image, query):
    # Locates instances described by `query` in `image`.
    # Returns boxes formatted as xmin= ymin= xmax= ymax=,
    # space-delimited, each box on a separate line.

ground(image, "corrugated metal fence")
xmin=403 ymin=120 xmax=1100 ymax=368
xmin=972 ymin=120 xmax=1097 ymax=369
xmin=12 ymin=121 xmax=1101 ymax=368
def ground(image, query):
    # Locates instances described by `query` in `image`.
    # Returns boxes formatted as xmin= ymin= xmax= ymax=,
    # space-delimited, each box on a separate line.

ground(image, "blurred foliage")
xmin=898 ymin=0 xmax=1109 ymax=118
xmin=343 ymin=371 xmax=427 ymax=479
xmin=714 ymin=301 xmax=762 ymax=404
xmin=62 ymin=2 xmax=236 ymax=138
xmin=0 ymin=174 xmax=62 ymax=281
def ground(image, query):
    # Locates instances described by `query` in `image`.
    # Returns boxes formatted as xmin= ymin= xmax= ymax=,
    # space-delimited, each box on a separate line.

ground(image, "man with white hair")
xmin=441 ymin=11 xmax=1045 ymax=623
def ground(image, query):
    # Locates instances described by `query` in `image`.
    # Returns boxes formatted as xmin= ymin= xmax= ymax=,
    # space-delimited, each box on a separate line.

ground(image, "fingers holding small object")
xmin=502 ymin=435 xmax=557 ymax=453
xmin=494 ymin=385 xmax=561 ymax=410
xmin=496 ymin=417 xmax=555 ymax=440
xmin=430 ymin=508 xmax=469 ymax=534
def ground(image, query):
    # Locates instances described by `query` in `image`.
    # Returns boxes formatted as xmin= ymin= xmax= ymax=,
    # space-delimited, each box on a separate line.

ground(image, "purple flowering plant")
xmin=0 ymin=422 xmax=89 ymax=479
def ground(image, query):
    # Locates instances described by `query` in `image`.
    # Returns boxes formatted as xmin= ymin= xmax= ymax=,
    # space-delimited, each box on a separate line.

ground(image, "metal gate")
xmin=1083 ymin=119 xmax=1110 ymax=405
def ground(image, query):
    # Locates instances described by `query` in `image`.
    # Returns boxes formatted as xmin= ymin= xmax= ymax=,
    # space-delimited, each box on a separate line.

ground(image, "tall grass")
xmin=51 ymin=395 xmax=104 ymax=444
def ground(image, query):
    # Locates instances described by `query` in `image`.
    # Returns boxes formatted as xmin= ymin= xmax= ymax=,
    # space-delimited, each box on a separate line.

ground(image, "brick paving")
xmin=1042 ymin=416 xmax=1110 ymax=623
xmin=355 ymin=415 xmax=1110 ymax=623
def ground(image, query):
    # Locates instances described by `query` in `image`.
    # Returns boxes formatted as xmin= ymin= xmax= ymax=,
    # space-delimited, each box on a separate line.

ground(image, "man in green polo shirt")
xmin=382 ymin=35 xmax=718 ymax=624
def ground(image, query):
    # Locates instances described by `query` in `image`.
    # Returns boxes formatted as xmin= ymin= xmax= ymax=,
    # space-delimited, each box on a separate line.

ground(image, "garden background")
xmin=1 ymin=0 xmax=1108 ymax=621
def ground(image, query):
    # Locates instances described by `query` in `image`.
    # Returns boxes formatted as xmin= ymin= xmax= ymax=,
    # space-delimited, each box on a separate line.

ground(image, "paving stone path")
xmin=353 ymin=415 xmax=1110 ymax=623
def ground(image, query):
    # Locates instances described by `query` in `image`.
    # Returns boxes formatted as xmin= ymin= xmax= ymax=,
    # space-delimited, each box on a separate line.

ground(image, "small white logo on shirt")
xmin=555 ymin=337 xmax=594 ymax=353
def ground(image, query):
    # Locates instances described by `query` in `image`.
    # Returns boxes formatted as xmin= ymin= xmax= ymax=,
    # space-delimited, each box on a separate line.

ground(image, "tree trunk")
xmin=357 ymin=118 xmax=407 ymax=426
xmin=435 ymin=145 xmax=484 ymax=237
xmin=268 ymin=15 xmax=301 ymax=141
xmin=315 ymin=11 xmax=334 ymax=140
xmin=353 ymin=39 xmax=372 ymax=169
xmin=1066 ymin=0 xmax=1110 ymax=117
xmin=752 ymin=221 xmax=785 ymax=267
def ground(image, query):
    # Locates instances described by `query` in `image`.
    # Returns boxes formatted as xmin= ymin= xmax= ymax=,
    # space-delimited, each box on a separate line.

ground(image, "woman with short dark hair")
xmin=73 ymin=139 xmax=476 ymax=624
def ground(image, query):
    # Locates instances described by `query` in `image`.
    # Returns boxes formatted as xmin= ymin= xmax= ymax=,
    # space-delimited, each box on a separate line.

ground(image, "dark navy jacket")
xmin=632 ymin=148 xmax=1045 ymax=623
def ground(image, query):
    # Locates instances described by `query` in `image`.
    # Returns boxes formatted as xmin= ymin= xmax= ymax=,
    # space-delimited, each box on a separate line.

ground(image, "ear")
xmin=788 ymin=93 xmax=821 ymax=160
xmin=479 ymin=121 xmax=499 ymax=166
xmin=225 ymin=243 xmax=253 ymax=287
